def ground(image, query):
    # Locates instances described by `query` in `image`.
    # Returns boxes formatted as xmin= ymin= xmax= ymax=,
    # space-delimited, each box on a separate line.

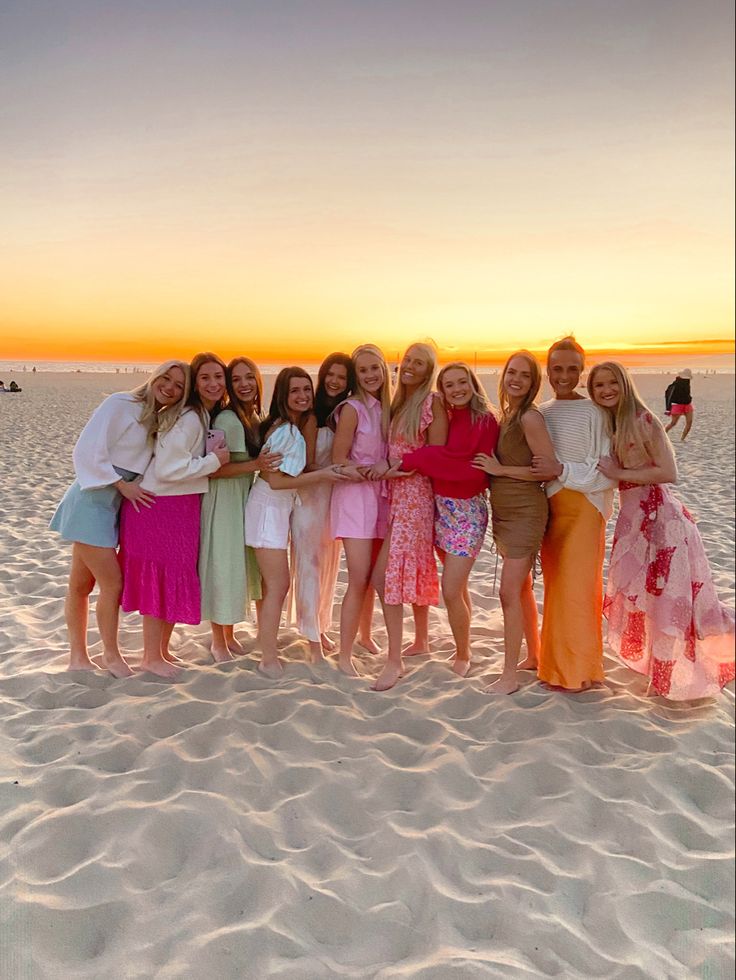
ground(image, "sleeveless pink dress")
xmin=330 ymin=396 xmax=389 ymax=540
xmin=384 ymin=393 xmax=440 ymax=606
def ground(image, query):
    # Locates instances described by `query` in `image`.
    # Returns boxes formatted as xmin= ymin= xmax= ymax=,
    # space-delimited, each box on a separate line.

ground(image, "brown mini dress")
xmin=489 ymin=410 xmax=549 ymax=559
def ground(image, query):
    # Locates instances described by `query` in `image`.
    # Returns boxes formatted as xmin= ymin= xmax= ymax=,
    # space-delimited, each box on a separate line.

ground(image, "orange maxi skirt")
xmin=539 ymin=489 xmax=606 ymax=689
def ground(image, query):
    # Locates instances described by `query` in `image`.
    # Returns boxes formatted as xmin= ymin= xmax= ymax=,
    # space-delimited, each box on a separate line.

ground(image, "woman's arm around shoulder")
xmin=427 ymin=394 xmax=449 ymax=446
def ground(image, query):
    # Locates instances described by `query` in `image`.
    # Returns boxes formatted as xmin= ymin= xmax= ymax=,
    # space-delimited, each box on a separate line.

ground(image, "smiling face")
xmin=231 ymin=362 xmax=259 ymax=406
xmin=503 ymin=356 xmax=534 ymax=402
xmin=323 ymin=362 xmax=349 ymax=399
xmin=287 ymin=376 xmax=313 ymax=417
xmin=354 ymin=351 xmax=385 ymax=396
xmin=151 ymin=365 xmax=186 ymax=408
xmin=195 ymin=361 xmax=226 ymax=409
xmin=547 ymin=349 xmax=583 ymax=400
xmin=440 ymin=367 xmax=473 ymax=408
xmin=399 ymin=346 xmax=431 ymax=390
xmin=589 ymin=366 xmax=620 ymax=412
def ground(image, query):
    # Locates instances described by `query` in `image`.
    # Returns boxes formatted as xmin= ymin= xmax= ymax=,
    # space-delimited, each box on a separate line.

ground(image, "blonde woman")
xmin=474 ymin=351 xmax=555 ymax=693
xmin=372 ymin=342 xmax=448 ymax=691
xmin=50 ymin=361 xmax=189 ymax=676
xmin=589 ymin=362 xmax=734 ymax=699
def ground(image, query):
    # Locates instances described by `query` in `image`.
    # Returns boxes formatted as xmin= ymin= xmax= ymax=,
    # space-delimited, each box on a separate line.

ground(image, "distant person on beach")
xmin=531 ymin=337 xmax=615 ymax=691
xmin=664 ymin=369 xmax=694 ymax=441
xmin=371 ymin=342 xmax=448 ymax=691
xmin=0 ymin=381 xmax=6 ymax=391
xmin=289 ymin=353 xmax=358 ymax=663
xmin=118 ymin=353 xmax=230 ymax=678
xmin=199 ymin=357 xmax=281 ymax=663
xmin=399 ymin=362 xmax=499 ymax=677
xmin=243 ymin=367 xmax=353 ymax=678
xmin=474 ymin=351 xmax=556 ymax=694
xmin=331 ymin=344 xmax=394 ymax=676
xmin=589 ymin=362 xmax=735 ymax=699
xmin=49 ymin=361 xmax=189 ymax=676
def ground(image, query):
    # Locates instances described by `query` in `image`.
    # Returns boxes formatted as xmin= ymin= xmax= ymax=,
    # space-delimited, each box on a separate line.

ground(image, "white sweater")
xmin=72 ymin=392 xmax=153 ymax=490
xmin=140 ymin=409 xmax=221 ymax=496
xmin=539 ymin=398 xmax=614 ymax=519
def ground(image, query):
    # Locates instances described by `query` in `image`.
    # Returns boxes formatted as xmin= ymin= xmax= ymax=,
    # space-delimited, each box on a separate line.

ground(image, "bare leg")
xmin=141 ymin=616 xmax=180 ymax=678
xmin=224 ymin=624 xmax=245 ymax=655
xmin=338 ymin=539 xmax=376 ymax=675
xmin=486 ymin=556 xmax=534 ymax=694
xmin=73 ymin=544 xmax=133 ymax=677
xmin=65 ymin=546 xmax=98 ymax=670
xmin=517 ymin=573 xmax=540 ymax=669
xmin=356 ymin=583 xmax=380 ymax=656
xmin=210 ymin=622 xmax=235 ymax=663
xmin=403 ymin=604 xmax=430 ymax=656
xmin=160 ymin=621 xmax=182 ymax=663
xmin=664 ymin=415 xmax=680 ymax=435
xmin=371 ymin=536 xmax=404 ymax=691
xmin=681 ymin=410 xmax=693 ymax=441
xmin=441 ymin=555 xmax=475 ymax=676
xmin=255 ymin=548 xmax=290 ymax=678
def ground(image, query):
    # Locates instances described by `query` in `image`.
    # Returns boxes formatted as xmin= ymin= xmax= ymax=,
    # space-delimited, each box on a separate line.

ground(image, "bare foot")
xmin=307 ymin=641 xmax=326 ymax=665
xmin=356 ymin=637 xmax=381 ymax=656
xmin=338 ymin=656 xmax=360 ymax=677
xmin=161 ymin=649 xmax=185 ymax=665
xmin=372 ymin=662 xmax=403 ymax=691
xmin=211 ymin=646 xmax=234 ymax=664
xmin=320 ymin=632 xmax=336 ymax=653
xmin=227 ymin=637 xmax=246 ymax=655
xmin=258 ymin=658 xmax=284 ymax=679
xmin=402 ymin=640 xmax=429 ymax=657
xmin=140 ymin=658 xmax=181 ymax=679
xmin=101 ymin=652 xmax=135 ymax=678
xmin=517 ymin=656 xmax=538 ymax=671
xmin=484 ymin=674 xmax=520 ymax=695
xmin=452 ymin=657 xmax=471 ymax=677
xmin=67 ymin=654 xmax=100 ymax=672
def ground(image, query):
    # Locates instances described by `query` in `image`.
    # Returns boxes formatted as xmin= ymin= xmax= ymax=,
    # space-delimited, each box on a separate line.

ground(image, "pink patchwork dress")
xmin=604 ymin=414 xmax=735 ymax=700
xmin=384 ymin=393 xmax=440 ymax=606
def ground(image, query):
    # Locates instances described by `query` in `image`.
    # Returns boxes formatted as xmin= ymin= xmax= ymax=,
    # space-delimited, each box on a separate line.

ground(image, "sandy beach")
xmin=0 ymin=370 xmax=733 ymax=979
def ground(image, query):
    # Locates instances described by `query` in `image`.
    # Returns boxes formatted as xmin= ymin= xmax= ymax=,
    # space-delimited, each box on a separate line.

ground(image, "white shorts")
xmin=244 ymin=478 xmax=298 ymax=550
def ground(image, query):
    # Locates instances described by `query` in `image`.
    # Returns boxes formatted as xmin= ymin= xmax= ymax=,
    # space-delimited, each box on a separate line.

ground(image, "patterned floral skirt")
xmin=605 ymin=482 xmax=735 ymax=700
xmin=435 ymin=493 xmax=488 ymax=559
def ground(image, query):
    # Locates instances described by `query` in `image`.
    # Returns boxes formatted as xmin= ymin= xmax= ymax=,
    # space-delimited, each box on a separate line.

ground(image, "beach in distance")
xmin=0 ymin=369 xmax=733 ymax=979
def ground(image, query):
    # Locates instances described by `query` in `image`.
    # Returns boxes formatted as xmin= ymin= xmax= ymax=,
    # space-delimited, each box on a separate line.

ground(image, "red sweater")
xmin=402 ymin=406 xmax=499 ymax=499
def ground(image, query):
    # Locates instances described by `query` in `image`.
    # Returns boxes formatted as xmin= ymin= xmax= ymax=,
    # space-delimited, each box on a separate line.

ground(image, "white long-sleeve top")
xmin=140 ymin=409 xmax=221 ymax=496
xmin=72 ymin=392 xmax=153 ymax=490
xmin=539 ymin=398 xmax=614 ymax=519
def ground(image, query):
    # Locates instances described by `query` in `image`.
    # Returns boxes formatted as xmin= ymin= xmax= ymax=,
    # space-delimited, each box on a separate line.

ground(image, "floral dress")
xmin=604 ymin=413 xmax=735 ymax=699
xmin=384 ymin=393 xmax=440 ymax=606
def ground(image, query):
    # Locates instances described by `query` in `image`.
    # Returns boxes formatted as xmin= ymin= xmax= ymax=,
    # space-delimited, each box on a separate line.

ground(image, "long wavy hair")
xmin=437 ymin=362 xmax=494 ymax=425
xmin=130 ymin=359 xmax=190 ymax=439
xmin=390 ymin=342 xmax=438 ymax=444
xmin=187 ymin=352 xmax=228 ymax=424
xmin=218 ymin=356 xmax=264 ymax=457
xmin=259 ymin=366 xmax=314 ymax=442
xmin=351 ymin=343 xmax=393 ymax=439
xmin=497 ymin=350 xmax=542 ymax=431
xmin=314 ymin=352 xmax=354 ymax=428
xmin=587 ymin=361 xmax=656 ymax=466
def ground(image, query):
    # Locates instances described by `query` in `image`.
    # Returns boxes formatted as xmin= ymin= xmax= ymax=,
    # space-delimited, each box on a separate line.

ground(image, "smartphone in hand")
xmin=206 ymin=429 xmax=227 ymax=453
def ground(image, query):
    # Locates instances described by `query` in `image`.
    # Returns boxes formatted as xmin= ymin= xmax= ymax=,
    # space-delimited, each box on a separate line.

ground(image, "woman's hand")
xmin=597 ymin=455 xmax=622 ymax=480
xmin=531 ymin=454 xmax=563 ymax=480
xmin=335 ymin=463 xmax=365 ymax=481
xmin=213 ymin=446 xmax=230 ymax=467
xmin=473 ymin=453 xmax=502 ymax=476
xmin=117 ymin=479 xmax=155 ymax=512
xmin=255 ymin=449 xmax=283 ymax=473
xmin=385 ymin=462 xmax=414 ymax=479
xmin=322 ymin=466 xmax=354 ymax=483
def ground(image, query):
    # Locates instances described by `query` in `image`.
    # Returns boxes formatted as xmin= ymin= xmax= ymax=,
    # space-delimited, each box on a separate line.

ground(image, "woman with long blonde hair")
xmin=474 ymin=351 xmax=555 ymax=693
xmin=589 ymin=361 xmax=734 ymax=699
xmin=399 ymin=362 xmax=499 ymax=675
xmin=371 ymin=342 xmax=448 ymax=691
xmin=50 ymin=360 xmax=190 ymax=676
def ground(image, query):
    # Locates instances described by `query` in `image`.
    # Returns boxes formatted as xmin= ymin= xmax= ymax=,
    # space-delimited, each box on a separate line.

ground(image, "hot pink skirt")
xmin=118 ymin=494 xmax=202 ymax=625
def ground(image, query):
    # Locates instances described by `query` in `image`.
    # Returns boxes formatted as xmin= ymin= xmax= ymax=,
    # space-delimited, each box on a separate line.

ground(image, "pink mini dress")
xmin=330 ymin=396 xmax=389 ymax=540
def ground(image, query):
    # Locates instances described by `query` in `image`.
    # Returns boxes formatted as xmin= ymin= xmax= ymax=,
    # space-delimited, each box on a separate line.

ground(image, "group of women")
xmin=51 ymin=337 xmax=735 ymax=702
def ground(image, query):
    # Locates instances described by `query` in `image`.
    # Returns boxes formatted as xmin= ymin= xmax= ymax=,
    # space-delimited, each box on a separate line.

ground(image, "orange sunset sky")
xmin=1 ymin=1 xmax=734 ymax=367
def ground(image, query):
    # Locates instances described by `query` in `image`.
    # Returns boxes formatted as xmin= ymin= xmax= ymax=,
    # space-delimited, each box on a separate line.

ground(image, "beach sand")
xmin=0 ymin=371 xmax=733 ymax=979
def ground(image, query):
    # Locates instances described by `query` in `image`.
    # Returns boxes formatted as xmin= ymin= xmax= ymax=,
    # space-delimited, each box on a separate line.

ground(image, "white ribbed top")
xmin=539 ymin=398 xmax=614 ymax=519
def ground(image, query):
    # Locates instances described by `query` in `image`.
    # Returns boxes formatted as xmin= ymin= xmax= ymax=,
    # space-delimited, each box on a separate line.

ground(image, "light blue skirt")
xmin=50 ymin=467 xmax=139 ymax=548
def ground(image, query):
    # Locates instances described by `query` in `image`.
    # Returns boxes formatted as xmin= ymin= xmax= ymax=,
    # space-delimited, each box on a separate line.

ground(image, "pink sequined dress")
xmin=384 ymin=393 xmax=440 ymax=606
xmin=604 ymin=414 xmax=735 ymax=700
